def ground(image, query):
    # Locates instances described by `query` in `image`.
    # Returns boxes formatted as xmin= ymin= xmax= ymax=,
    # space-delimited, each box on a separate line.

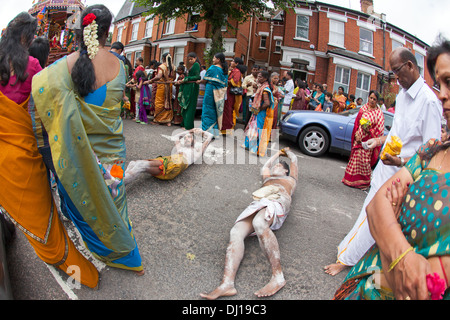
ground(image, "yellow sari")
xmin=150 ymin=154 xmax=189 ymax=180
xmin=153 ymin=63 xmax=173 ymax=124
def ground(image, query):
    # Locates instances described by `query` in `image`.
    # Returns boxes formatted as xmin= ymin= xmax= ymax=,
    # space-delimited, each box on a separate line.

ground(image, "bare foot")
xmin=324 ymin=263 xmax=348 ymax=276
xmin=200 ymin=283 xmax=237 ymax=300
xmin=135 ymin=269 xmax=145 ymax=276
xmin=254 ymin=274 xmax=285 ymax=298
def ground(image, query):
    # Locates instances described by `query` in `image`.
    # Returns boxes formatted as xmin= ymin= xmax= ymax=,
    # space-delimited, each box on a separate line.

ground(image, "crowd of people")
xmin=1 ymin=4 xmax=450 ymax=300
xmin=113 ymin=40 xmax=386 ymax=159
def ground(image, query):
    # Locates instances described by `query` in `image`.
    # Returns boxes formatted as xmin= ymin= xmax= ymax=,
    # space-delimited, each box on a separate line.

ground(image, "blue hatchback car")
xmin=280 ymin=108 xmax=394 ymax=157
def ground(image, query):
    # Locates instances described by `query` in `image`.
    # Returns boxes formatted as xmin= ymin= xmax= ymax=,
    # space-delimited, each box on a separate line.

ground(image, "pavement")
xmin=6 ymin=116 xmax=369 ymax=306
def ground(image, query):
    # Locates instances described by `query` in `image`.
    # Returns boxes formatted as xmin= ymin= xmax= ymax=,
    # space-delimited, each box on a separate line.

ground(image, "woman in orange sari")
xmin=342 ymin=91 xmax=384 ymax=190
xmin=333 ymin=86 xmax=347 ymax=113
xmin=0 ymin=12 xmax=98 ymax=289
xmin=148 ymin=52 xmax=174 ymax=126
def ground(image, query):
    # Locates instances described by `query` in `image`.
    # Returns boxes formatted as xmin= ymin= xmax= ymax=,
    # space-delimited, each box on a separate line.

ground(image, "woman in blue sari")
xmin=243 ymin=70 xmax=275 ymax=157
xmin=199 ymin=52 xmax=228 ymax=136
xmin=31 ymin=5 xmax=144 ymax=275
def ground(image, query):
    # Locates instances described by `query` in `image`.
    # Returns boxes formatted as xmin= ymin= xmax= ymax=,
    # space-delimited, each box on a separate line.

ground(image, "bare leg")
xmin=324 ymin=262 xmax=349 ymax=276
xmin=200 ymin=215 xmax=255 ymax=300
xmin=124 ymin=160 xmax=163 ymax=185
xmin=252 ymin=209 xmax=286 ymax=297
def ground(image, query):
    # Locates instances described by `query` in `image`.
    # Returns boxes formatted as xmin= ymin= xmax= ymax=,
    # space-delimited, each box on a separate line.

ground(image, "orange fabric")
xmin=333 ymin=94 xmax=347 ymax=113
xmin=0 ymin=92 xmax=51 ymax=241
xmin=0 ymin=91 xmax=98 ymax=288
xmin=110 ymin=164 xmax=124 ymax=180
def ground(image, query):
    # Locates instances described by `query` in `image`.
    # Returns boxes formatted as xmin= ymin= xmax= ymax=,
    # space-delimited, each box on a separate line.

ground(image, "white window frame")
xmin=117 ymin=26 xmax=123 ymax=43
xmin=415 ymin=52 xmax=425 ymax=77
xmin=390 ymin=32 xmax=405 ymax=52
xmin=329 ymin=19 xmax=345 ymax=48
xmin=355 ymin=72 xmax=371 ymax=104
xmin=145 ymin=19 xmax=154 ymax=38
xmin=259 ymin=35 xmax=267 ymax=49
xmin=131 ymin=22 xmax=139 ymax=41
xmin=295 ymin=15 xmax=309 ymax=41
xmin=359 ymin=27 xmax=373 ymax=56
xmin=391 ymin=39 xmax=403 ymax=51
xmin=126 ymin=52 xmax=133 ymax=62
xmin=334 ymin=66 xmax=351 ymax=94
xmin=174 ymin=46 xmax=184 ymax=67
xmin=274 ymin=39 xmax=282 ymax=53
xmin=135 ymin=51 xmax=142 ymax=60
xmin=165 ymin=18 xmax=176 ymax=35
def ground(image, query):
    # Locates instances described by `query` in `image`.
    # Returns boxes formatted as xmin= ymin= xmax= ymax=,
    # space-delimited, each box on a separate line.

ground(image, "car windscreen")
xmin=339 ymin=107 xmax=361 ymax=117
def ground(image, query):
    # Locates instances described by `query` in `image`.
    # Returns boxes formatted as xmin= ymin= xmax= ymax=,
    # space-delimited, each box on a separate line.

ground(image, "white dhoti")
xmin=235 ymin=185 xmax=291 ymax=234
xmin=336 ymin=186 xmax=377 ymax=266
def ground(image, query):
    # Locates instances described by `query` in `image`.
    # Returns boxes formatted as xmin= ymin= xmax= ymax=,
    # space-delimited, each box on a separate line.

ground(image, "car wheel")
xmin=298 ymin=126 xmax=329 ymax=157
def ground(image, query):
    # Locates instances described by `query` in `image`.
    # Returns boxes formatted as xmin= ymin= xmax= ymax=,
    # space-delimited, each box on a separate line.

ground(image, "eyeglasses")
xmin=392 ymin=62 xmax=408 ymax=75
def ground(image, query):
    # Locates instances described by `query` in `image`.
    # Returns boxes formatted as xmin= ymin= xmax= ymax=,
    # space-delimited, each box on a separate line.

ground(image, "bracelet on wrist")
xmin=388 ymin=246 xmax=414 ymax=272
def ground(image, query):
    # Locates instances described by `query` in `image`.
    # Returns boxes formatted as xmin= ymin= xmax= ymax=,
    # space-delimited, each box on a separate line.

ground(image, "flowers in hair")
xmin=82 ymin=13 xmax=97 ymax=26
xmin=82 ymin=13 xmax=99 ymax=60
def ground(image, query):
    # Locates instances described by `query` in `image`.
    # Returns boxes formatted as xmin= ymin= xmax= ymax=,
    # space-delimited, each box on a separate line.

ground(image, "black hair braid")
xmin=71 ymin=5 xmax=112 ymax=97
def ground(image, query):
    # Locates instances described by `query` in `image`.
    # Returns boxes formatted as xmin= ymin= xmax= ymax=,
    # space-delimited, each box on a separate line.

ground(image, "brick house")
xmin=278 ymin=0 xmax=433 ymax=106
xmin=111 ymin=0 xmax=434 ymax=105
xmin=111 ymin=0 xmax=252 ymax=68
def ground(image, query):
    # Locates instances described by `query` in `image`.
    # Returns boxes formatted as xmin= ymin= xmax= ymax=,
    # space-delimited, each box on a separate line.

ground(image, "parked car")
xmin=280 ymin=108 xmax=394 ymax=157
xmin=0 ymin=211 xmax=14 ymax=300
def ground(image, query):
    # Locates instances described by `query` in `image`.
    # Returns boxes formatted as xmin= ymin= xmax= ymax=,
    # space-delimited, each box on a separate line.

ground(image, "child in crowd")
xmin=136 ymin=70 xmax=150 ymax=124
xmin=323 ymin=92 xmax=333 ymax=113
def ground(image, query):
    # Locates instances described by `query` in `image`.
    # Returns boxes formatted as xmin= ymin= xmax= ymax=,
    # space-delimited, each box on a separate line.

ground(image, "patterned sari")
xmin=333 ymin=93 xmax=347 ymax=113
xmin=153 ymin=63 xmax=173 ymax=124
xmin=243 ymin=83 xmax=275 ymax=157
xmin=335 ymin=139 xmax=450 ymax=300
xmin=31 ymin=57 xmax=143 ymax=272
xmin=342 ymin=104 xmax=384 ymax=189
xmin=201 ymin=65 xmax=227 ymax=136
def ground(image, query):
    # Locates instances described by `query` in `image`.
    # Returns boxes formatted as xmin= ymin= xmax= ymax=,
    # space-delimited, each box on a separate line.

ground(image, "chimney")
xmin=360 ymin=0 xmax=374 ymax=14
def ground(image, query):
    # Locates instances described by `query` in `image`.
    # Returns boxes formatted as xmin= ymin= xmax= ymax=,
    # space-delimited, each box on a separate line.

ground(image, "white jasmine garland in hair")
xmin=82 ymin=13 xmax=99 ymax=60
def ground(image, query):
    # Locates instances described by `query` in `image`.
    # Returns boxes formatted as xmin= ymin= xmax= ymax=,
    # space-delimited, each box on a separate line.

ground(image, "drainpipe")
xmin=246 ymin=14 xmax=253 ymax=66
xmin=267 ymin=20 xmax=274 ymax=70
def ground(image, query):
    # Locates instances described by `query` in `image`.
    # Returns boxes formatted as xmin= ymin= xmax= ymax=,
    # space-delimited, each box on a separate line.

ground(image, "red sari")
xmin=342 ymin=104 xmax=384 ymax=189
xmin=222 ymin=67 xmax=242 ymax=131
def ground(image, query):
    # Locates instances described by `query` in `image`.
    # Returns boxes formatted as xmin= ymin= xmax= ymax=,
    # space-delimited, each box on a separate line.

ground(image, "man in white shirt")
xmin=324 ymin=47 xmax=443 ymax=276
xmin=242 ymin=65 xmax=260 ymax=124
xmin=282 ymin=72 xmax=295 ymax=113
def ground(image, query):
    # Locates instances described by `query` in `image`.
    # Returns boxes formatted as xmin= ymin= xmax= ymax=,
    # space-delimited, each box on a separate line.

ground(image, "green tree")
xmin=132 ymin=0 xmax=294 ymax=64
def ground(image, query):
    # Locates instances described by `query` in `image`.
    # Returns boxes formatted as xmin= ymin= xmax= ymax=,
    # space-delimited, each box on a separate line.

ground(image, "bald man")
xmin=325 ymin=47 xmax=443 ymax=276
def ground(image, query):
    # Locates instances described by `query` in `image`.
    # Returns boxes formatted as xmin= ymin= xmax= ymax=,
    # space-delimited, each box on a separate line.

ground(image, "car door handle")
xmin=339 ymin=126 xmax=344 ymax=130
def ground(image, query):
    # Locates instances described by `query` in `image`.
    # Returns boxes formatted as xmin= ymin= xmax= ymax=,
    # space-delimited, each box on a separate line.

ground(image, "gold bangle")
xmin=388 ymin=246 xmax=414 ymax=272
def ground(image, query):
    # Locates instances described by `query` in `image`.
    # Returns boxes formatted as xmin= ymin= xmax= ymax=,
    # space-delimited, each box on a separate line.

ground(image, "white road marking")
xmin=46 ymin=265 xmax=79 ymax=300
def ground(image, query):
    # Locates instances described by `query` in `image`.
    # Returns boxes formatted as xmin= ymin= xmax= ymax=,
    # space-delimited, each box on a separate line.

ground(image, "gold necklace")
xmin=437 ymin=148 xmax=449 ymax=171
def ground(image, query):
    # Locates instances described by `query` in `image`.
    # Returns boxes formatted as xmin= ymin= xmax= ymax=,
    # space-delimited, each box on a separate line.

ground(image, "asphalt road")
xmin=6 ymin=115 xmax=368 ymax=304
